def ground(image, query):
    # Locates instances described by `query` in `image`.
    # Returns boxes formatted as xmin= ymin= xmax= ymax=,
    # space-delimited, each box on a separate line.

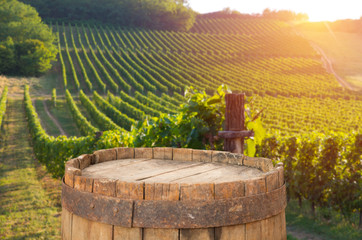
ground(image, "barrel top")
xmin=63 ymin=148 xmax=286 ymax=229
xmin=81 ymin=158 xmax=264 ymax=184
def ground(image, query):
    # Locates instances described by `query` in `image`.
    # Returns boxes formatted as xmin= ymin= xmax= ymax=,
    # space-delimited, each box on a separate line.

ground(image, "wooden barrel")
xmin=61 ymin=147 xmax=287 ymax=240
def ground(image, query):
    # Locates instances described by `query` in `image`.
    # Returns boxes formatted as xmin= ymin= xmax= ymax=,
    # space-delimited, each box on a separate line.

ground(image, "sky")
xmin=187 ymin=0 xmax=362 ymax=22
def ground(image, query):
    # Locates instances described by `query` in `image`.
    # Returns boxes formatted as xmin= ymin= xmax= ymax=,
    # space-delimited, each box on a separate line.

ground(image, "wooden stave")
xmin=62 ymin=147 xmax=286 ymax=240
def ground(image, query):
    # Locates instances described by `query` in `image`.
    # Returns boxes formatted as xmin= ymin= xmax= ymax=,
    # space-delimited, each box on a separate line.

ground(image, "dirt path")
xmin=42 ymin=99 xmax=67 ymax=136
xmin=0 ymin=97 xmax=61 ymax=239
xmin=309 ymin=42 xmax=356 ymax=91
xmin=293 ymin=29 xmax=356 ymax=91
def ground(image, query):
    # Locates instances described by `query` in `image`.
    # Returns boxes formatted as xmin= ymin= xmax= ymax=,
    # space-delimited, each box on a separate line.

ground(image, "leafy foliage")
xmin=132 ymin=85 xmax=265 ymax=152
xmin=21 ymin=0 xmax=196 ymax=31
xmin=79 ymin=90 xmax=122 ymax=131
xmin=93 ymin=90 xmax=135 ymax=131
xmin=258 ymin=132 xmax=362 ymax=220
xmin=0 ymin=0 xmax=57 ymax=76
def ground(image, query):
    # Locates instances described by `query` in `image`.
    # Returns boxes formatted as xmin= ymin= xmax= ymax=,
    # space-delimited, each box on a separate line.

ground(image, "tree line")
xmin=20 ymin=0 xmax=196 ymax=31
xmin=197 ymin=8 xmax=309 ymax=22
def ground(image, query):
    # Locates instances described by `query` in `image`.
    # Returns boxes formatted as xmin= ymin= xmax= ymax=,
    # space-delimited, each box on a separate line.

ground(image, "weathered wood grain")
xmin=223 ymin=93 xmax=246 ymax=153
xmin=276 ymin=163 xmax=285 ymax=187
xmin=116 ymin=147 xmax=134 ymax=159
xmin=215 ymin=225 xmax=245 ymax=240
xmin=81 ymin=159 xmax=263 ymax=184
xmin=212 ymin=151 xmax=243 ymax=165
xmin=66 ymin=158 xmax=80 ymax=169
xmin=61 ymin=208 xmax=72 ymax=240
xmin=114 ymin=226 xmax=142 ymax=240
xmin=180 ymin=183 xmax=214 ymax=240
xmin=246 ymin=221 xmax=262 ymax=240
xmin=245 ymin=173 xmax=267 ymax=240
xmin=261 ymin=214 xmax=275 ymax=240
xmin=72 ymin=177 xmax=115 ymax=240
xmin=173 ymin=148 xmax=192 ymax=161
xmin=192 ymin=149 xmax=212 ymax=162
xmin=266 ymin=171 xmax=279 ymax=192
xmin=244 ymin=156 xmax=273 ymax=172
xmin=64 ymin=167 xmax=81 ymax=188
xmin=153 ymin=147 xmax=173 ymax=160
xmin=273 ymin=212 xmax=283 ymax=240
xmin=93 ymin=148 xmax=117 ymax=163
xmin=215 ymin=177 xmax=245 ymax=240
xmin=245 ymin=177 xmax=266 ymax=196
xmin=114 ymin=181 xmax=143 ymax=240
xmin=215 ymin=181 xmax=245 ymax=200
xmin=78 ymin=154 xmax=92 ymax=170
xmin=143 ymin=182 xmax=180 ymax=240
xmin=116 ymin=181 xmax=144 ymax=200
xmin=93 ymin=178 xmax=116 ymax=197
xmin=71 ymin=215 xmax=113 ymax=240
xmin=135 ymin=147 xmax=153 ymax=158
xmin=281 ymin=210 xmax=287 ymax=240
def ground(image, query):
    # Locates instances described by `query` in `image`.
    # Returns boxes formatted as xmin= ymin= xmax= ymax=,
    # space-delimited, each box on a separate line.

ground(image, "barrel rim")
xmin=62 ymin=147 xmax=286 ymax=228
xmin=62 ymin=178 xmax=287 ymax=228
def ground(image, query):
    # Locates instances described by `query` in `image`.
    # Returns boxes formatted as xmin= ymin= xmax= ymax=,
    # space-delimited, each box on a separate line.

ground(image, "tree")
xmin=0 ymin=37 xmax=15 ymax=74
xmin=20 ymin=0 xmax=196 ymax=31
xmin=0 ymin=0 xmax=57 ymax=76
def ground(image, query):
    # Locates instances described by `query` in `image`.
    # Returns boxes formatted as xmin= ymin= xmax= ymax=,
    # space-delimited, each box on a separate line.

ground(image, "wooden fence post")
xmin=218 ymin=93 xmax=253 ymax=153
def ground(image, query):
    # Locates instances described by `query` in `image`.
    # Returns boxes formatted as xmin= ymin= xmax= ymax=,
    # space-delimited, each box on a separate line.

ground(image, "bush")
xmin=0 ymin=0 xmax=57 ymax=76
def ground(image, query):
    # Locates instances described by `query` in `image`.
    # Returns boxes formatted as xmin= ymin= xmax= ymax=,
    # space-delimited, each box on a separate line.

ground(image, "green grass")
xmin=286 ymin=199 xmax=362 ymax=240
xmin=298 ymin=29 xmax=362 ymax=90
xmin=0 ymin=66 xmax=62 ymax=97
xmin=287 ymin=234 xmax=299 ymax=240
xmin=0 ymin=98 xmax=61 ymax=239
xmin=34 ymin=98 xmax=62 ymax=136
xmin=46 ymin=97 xmax=82 ymax=137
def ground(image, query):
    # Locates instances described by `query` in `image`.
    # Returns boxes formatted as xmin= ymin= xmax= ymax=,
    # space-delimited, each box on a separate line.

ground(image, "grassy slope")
xmin=299 ymin=28 xmax=362 ymax=90
xmin=0 ymin=97 xmax=61 ymax=239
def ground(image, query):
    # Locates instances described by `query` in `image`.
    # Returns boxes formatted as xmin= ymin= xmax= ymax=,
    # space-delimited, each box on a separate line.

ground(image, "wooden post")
xmin=218 ymin=94 xmax=253 ymax=153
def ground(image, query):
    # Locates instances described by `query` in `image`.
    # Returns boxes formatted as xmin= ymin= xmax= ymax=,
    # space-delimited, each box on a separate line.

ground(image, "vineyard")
xmin=0 ymin=15 xmax=361 ymax=237
xmin=48 ymin=19 xmax=362 ymax=136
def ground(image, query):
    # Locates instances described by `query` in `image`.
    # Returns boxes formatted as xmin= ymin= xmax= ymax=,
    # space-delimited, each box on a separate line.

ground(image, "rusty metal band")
xmin=62 ymin=180 xmax=286 ymax=229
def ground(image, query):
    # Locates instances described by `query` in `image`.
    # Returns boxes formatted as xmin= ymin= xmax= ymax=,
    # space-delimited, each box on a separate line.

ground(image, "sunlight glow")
xmin=187 ymin=0 xmax=362 ymax=22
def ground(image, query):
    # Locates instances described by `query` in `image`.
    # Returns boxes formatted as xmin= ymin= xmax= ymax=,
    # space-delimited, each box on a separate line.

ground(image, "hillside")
xmin=41 ymin=18 xmax=361 ymax=137
xmin=297 ymin=22 xmax=362 ymax=90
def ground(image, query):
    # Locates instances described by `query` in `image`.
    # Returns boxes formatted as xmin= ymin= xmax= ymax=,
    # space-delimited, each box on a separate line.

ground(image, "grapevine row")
xmin=107 ymin=92 xmax=145 ymax=121
xmin=79 ymin=90 xmax=122 ymax=131
xmin=69 ymin=24 xmax=93 ymax=91
xmin=0 ymin=86 xmax=8 ymax=130
xmin=65 ymin=89 xmax=98 ymax=136
xmin=93 ymin=91 xmax=135 ymax=131
xmin=63 ymin=23 xmax=80 ymax=90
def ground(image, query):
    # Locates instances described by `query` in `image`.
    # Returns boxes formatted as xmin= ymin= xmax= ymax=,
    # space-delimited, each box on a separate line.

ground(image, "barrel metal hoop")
xmin=62 ymin=179 xmax=286 ymax=229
